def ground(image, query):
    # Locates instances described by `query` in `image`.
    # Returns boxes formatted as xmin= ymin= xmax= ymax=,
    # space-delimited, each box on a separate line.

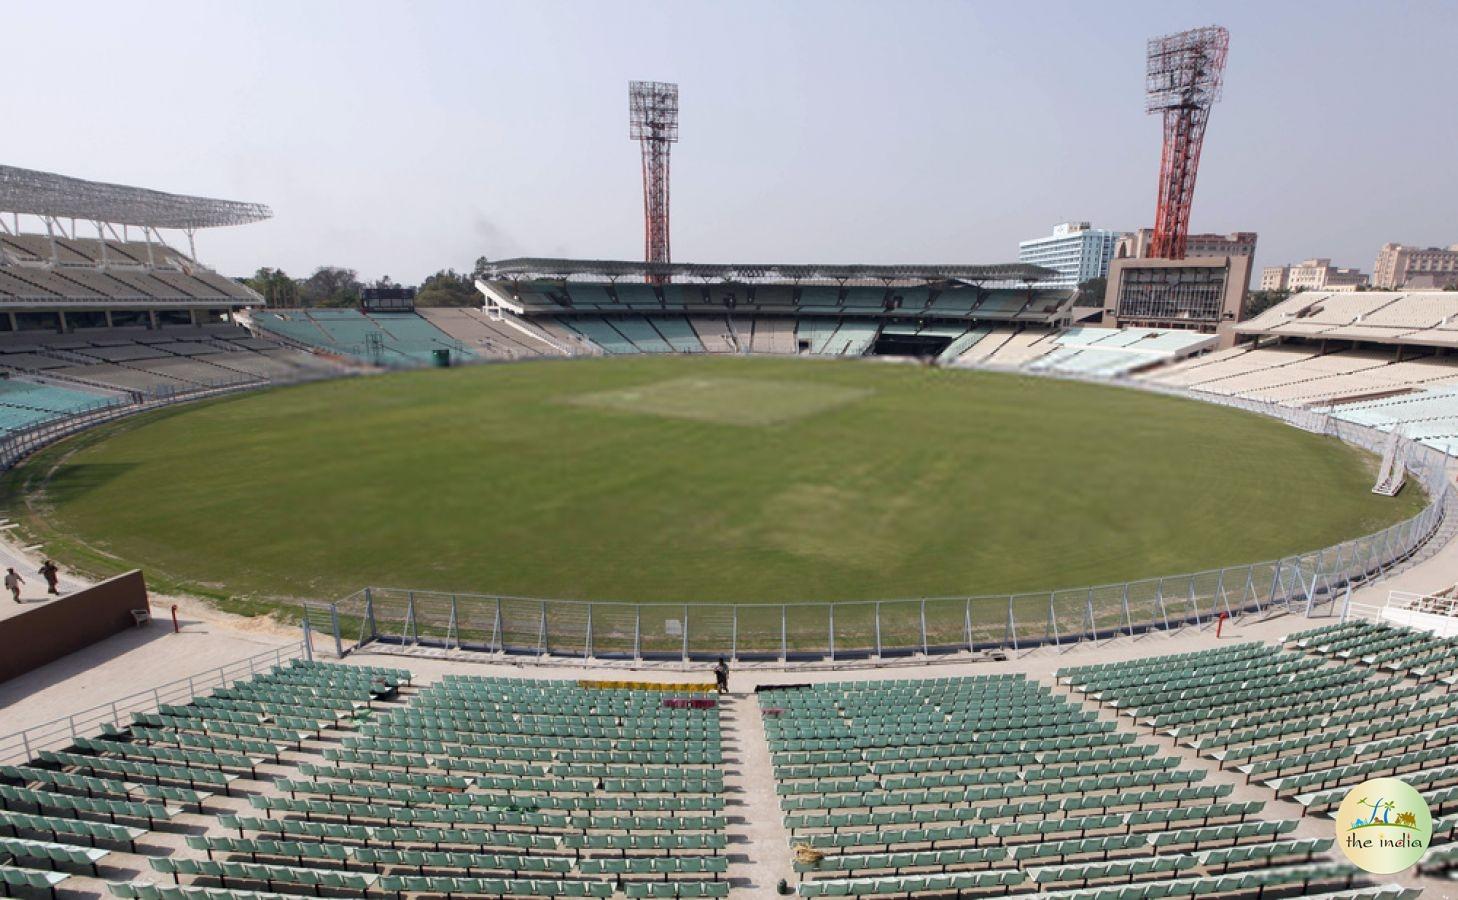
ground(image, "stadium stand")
xmin=560 ymin=317 xmax=642 ymax=354
xmin=1059 ymin=640 xmax=1458 ymax=840
xmin=647 ymin=316 xmax=705 ymax=353
xmin=1022 ymin=327 xmax=1216 ymax=377
xmin=1134 ymin=292 xmax=1458 ymax=405
xmin=749 ymin=319 xmax=796 ymax=355
xmin=1119 ymin=293 xmax=1458 ymax=454
xmin=417 ymin=307 xmax=562 ymax=358
xmin=688 ymin=317 xmax=739 ymax=353
xmin=1237 ymin=292 xmax=1458 ymax=346
xmin=763 ymin=673 xmax=1389 ymax=899
xmin=1314 ymin=386 xmax=1458 ymax=454
xmin=251 ymin=309 xmax=472 ymax=367
xmin=979 ymin=328 xmax=1059 ymax=367
xmin=0 ymin=380 xmax=110 ymax=434
xmin=1 ymin=660 xmax=733 ymax=899
xmin=0 ymin=325 xmax=339 ymax=445
xmin=0 ymin=234 xmax=258 ymax=307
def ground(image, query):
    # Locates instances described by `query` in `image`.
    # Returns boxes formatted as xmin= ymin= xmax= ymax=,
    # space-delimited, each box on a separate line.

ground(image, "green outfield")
xmin=0 ymin=356 xmax=1424 ymax=613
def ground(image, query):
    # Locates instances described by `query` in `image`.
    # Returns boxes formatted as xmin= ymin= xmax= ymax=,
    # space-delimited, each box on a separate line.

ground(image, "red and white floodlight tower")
xmin=628 ymin=80 xmax=679 ymax=283
xmin=1145 ymin=26 xmax=1229 ymax=260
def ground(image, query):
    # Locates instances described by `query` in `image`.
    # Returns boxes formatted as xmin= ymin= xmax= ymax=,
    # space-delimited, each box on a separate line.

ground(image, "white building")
xmin=1261 ymin=258 xmax=1368 ymax=292
xmin=1018 ymin=222 xmax=1124 ymax=289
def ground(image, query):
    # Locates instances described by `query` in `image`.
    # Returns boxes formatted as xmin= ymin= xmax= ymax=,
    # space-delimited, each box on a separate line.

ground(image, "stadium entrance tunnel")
xmin=872 ymin=332 xmax=954 ymax=358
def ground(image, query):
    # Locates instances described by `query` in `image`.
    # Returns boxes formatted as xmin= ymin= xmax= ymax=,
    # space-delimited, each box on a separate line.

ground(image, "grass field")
xmin=0 ymin=355 xmax=1425 ymax=614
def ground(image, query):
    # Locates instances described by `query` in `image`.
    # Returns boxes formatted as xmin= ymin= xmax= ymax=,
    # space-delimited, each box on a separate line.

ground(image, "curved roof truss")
xmin=0 ymin=165 xmax=271 ymax=230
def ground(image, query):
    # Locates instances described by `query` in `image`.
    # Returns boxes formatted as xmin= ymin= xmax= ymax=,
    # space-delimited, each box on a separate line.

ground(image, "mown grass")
xmin=0 ymin=356 xmax=1424 ymax=616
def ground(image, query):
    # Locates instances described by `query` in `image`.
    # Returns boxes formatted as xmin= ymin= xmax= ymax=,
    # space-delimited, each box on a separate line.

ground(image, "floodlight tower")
xmin=1145 ymin=26 xmax=1229 ymax=260
xmin=629 ymin=80 xmax=679 ymax=283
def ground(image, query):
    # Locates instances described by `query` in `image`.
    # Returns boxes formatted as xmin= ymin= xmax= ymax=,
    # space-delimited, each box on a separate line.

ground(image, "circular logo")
xmin=1335 ymin=777 xmax=1432 ymax=874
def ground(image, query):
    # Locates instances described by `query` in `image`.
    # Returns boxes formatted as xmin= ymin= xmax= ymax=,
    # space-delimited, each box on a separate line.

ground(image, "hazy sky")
xmin=7 ymin=1 xmax=1456 ymax=282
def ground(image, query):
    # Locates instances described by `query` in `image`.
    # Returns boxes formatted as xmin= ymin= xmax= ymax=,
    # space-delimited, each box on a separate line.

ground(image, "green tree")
xmin=1076 ymin=277 xmax=1107 ymax=305
xmin=243 ymin=267 xmax=299 ymax=306
xmin=1243 ymin=289 xmax=1290 ymax=319
xmin=415 ymin=269 xmax=479 ymax=307
xmin=298 ymin=266 xmax=363 ymax=308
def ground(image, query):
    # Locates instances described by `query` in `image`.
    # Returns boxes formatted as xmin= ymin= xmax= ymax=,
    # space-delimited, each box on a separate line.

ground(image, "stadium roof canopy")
xmin=481 ymin=257 xmax=1059 ymax=284
xmin=0 ymin=165 xmax=272 ymax=230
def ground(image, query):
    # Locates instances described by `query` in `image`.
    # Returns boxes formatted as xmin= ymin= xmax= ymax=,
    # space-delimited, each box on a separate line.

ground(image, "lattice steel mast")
xmin=628 ymin=81 xmax=678 ymax=283
xmin=1145 ymin=26 xmax=1229 ymax=260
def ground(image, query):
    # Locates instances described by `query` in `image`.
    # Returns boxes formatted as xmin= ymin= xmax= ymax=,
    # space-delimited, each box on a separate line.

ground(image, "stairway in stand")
xmin=720 ymin=691 xmax=794 ymax=896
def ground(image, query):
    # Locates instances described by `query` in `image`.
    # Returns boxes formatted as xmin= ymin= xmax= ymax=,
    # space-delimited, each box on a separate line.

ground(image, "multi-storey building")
xmin=1260 ymin=259 xmax=1368 ymax=293
xmin=1017 ymin=222 xmax=1124 ymax=289
xmin=1117 ymin=228 xmax=1257 ymax=261
xmin=1373 ymin=243 xmax=1458 ymax=289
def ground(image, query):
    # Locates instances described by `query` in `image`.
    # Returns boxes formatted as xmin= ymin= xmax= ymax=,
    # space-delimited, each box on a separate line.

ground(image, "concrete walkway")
xmin=0 ymin=513 xmax=89 ymax=622
xmin=722 ymin=692 xmax=794 ymax=899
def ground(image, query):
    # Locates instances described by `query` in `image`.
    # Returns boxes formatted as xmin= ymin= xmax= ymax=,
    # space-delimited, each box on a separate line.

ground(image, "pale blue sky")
xmin=6 ymin=1 xmax=1456 ymax=282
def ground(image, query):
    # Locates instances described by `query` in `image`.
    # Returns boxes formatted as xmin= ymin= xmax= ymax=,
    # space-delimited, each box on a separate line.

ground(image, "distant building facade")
xmin=1259 ymin=266 xmax=1289 ymax=292
xmin=1017 ymin=222 xmax=1124 ymax=289
xmin=1117 ymin=229 xmax=1258 ymax=261
xmin=1373 ymin=243 xmax=1458 ymax=289
xmin=1260 ymin=259 xmax=1368 ymax=293
xmin=1102 ymin=254 xmax=1251 ymax=342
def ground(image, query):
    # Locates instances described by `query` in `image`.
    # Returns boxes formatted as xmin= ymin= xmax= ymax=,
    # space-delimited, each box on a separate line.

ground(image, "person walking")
xmin=38 ymin=560 xmax=60 ymax=596
xmin=713 ymin=657 xmax=730 ymax=695
xmin=5 ymin=567 xmax=23 ymax=604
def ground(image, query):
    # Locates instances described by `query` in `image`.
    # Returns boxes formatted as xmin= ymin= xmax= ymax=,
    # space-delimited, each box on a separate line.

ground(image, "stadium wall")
xmin=0 ymin=569 xmax=149 ymax=682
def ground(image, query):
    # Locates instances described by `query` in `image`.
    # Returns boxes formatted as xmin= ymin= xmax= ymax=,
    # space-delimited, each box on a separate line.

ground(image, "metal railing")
xmin=322 ymin=369 xmax=1456 ymax=662
xmin=1343 ymin=589 xmax=1458 ymax=638
xmin=1384 ymin=590 xmax=1458 ymax=618
xmin=0 ymin=642 xmax=305 ymax=766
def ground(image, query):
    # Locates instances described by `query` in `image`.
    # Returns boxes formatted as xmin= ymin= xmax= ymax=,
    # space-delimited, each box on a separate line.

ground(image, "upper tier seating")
xmin=1239 ymin=291 xmax=1458 ymax=347
xmin=493 ymin=280 xmax=1075 ymax=322
xmin=0 ymin=234 xmax=257 ymax=304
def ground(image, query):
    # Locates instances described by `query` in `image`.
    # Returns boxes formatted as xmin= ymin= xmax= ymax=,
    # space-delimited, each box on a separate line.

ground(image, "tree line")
xmin=240 ymin=258 xmax=490 ymax=308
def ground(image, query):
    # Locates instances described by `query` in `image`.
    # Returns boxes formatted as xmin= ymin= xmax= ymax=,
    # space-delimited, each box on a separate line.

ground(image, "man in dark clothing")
xmin=714 ymin=657 xmax=729 ymax=695
xmin=38 ymin=560 xmax=60 ymax=596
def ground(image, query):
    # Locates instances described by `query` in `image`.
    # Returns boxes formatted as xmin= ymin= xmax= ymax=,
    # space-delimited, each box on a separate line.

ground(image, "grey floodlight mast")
xmin=628 ymin=80 xmax=679 ymax=283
